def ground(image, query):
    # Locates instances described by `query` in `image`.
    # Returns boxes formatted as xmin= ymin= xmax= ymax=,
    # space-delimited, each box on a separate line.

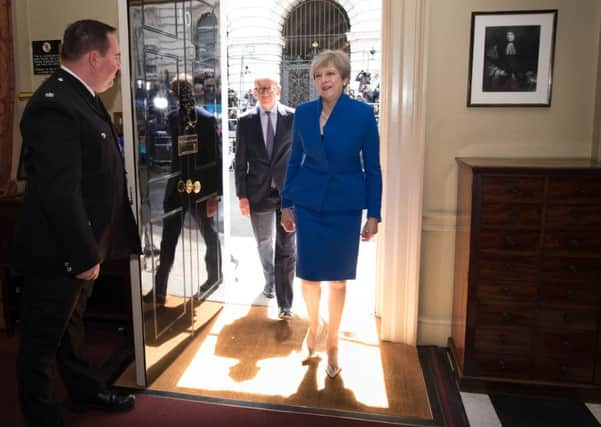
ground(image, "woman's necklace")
xmin=320 ymin=108 xmax=332 ymax=124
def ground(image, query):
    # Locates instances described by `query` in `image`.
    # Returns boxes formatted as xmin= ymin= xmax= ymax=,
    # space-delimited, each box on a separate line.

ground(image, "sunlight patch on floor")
xmin=177 ymin=304 xmax=389 ymax=408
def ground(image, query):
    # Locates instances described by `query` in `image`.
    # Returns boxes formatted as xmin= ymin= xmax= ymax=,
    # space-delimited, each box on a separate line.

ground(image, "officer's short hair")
xmin=310 ymin=50 xmax=351 ymax=82
xmin=61 ymin=19 xmax=116 ymax=61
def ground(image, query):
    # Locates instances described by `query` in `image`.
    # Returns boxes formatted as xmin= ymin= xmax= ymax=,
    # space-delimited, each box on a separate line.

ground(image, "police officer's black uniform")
xmin=13 ymin=68 xmax=141 ymax=426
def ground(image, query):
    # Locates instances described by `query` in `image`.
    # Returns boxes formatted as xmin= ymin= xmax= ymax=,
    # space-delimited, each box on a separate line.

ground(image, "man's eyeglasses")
xmin=255 ymin=86 xmax=275 ymax=94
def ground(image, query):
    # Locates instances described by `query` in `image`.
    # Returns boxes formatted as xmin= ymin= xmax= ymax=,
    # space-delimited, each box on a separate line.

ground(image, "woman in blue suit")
xmin=281 ymin=50 xmax=382 ymax=378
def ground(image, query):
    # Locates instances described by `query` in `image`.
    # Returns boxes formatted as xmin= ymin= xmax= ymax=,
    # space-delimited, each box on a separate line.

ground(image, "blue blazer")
xmin=281 ymin=93 xmax=382 ymax=221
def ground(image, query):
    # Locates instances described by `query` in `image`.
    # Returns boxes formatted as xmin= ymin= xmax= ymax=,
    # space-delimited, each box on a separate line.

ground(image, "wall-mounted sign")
xmin=32 ymin=40 xmax=61 ymax=75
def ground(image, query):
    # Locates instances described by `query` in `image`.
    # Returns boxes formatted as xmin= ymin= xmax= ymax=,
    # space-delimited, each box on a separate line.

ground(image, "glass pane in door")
xmin=128 ymin=0 xmax=223 ymax=383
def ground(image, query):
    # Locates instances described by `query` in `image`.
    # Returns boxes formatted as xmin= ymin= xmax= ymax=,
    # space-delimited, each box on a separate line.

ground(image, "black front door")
xmin=127 ymin=0 xmax=223 ymax=383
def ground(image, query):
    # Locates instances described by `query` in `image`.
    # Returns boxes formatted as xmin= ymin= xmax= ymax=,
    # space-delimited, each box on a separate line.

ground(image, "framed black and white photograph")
xmin=467 ymin=10 xmax=558 ymax=107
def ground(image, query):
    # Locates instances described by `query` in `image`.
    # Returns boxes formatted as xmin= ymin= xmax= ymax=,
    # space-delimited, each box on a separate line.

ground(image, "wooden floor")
xmin=135 ymin=304 xmax=433 ymax=421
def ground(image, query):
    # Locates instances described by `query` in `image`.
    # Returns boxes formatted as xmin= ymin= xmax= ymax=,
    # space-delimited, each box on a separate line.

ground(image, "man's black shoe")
xmin=194 ymin=278 xmax=221 ymax=300
xmin=72 ymin=391 xmax=135 ymax=412
xmin=142 ymin=290 xmax=165 ymax=305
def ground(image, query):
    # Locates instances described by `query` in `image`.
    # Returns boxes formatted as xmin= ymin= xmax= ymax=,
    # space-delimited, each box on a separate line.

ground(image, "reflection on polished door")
xmin=127 ymin=0 xmax=223 ymax=383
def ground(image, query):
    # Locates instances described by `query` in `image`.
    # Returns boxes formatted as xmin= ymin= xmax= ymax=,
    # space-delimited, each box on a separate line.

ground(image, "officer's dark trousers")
xmin=17 ymin=274 xmax=104 ymax=427
xmin=155 ymin=199 xmax=222 ymax=295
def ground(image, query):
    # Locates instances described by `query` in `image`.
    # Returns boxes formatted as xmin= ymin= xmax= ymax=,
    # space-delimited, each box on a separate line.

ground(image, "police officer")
xmin=13 ymin=20 xmax=140 ymax=426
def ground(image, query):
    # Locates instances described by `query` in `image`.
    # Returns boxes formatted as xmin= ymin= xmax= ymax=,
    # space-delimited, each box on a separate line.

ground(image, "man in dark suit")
xmin=235 ymin=76 xmax=295 ymax=319
xmin=143 ymin=77 xmax=222 ymax=304
xmin=13 ymin=20 xmax=140 ymax=426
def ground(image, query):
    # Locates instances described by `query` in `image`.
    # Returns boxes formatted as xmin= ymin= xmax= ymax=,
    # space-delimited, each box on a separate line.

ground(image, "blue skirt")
xmin=295 ymin=205 xmax=362 ymax=281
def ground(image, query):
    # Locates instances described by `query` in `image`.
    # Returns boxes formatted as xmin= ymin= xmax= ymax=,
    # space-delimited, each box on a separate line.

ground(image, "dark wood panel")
xmin=540 ymin=279 xmax=601 ymax=307
xmin=537 ymin=331 xmax=596 ymax=355
xmin=537 ymin=307 xmax=599 ymax=332
xmin=476 ymin=303 xmax=536 ymax=328
xmin=481 ymin=203 xmax=542 ymax=228
xmin=479 ymin=230 xmax=540 ymax=252
xmin=544 ymin=231 xmax=601 ymax=253
xmin=541 ymin=257 xmax=601 ymax=275
xmin=451 ymin=164 xmax=474 ymax=372
xmin=478 ymin=255 xmax=538 ymax=284
xmin=473 ymin=326 xmax=531 ymax=354
xmin=547 ymin=175 xmax=601 ymax=204
xmin=481 ymin=176 xmax=545 ymax=204
xmin=468 ymin=354 xmax=531 ymax=379
xmin=546 ymin=205 xmax=601 ymax=229
xmin=535 ymin=357 xmax=594 ymax=384
xmin=476 ymin=283 xmax=538 ymax=302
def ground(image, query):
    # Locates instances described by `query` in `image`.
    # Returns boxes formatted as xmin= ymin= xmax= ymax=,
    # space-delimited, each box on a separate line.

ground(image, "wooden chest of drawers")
xmin=449 ymin=158 xmax=601 ymax=395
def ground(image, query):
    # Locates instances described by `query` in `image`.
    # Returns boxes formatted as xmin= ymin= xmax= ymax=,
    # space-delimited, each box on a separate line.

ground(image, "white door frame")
xmin=375 ymin=0 xmax=428 ymax=345
xmin=117 ymin=0 xmax=429 ymax=386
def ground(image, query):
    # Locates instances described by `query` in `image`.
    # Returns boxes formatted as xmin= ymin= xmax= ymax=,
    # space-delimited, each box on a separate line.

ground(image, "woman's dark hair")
xmin=61 ymin=19 xmax=116 ymax=61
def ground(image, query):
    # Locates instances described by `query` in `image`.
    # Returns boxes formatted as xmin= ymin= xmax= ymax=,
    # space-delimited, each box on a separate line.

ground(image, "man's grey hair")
xmin=254 ymin=74 xmax=281 ymax=87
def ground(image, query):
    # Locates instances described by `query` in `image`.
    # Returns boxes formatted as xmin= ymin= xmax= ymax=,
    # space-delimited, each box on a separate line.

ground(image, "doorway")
xmin=120 ymin=0 xmax=383 ymax=390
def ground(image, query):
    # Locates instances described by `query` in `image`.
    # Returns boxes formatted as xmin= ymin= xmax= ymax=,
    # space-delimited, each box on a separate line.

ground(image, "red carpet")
xmin=0 ymin=333 xmax=420 ymax=426
xmin=64 ymin=394 xmax=416 ymax=427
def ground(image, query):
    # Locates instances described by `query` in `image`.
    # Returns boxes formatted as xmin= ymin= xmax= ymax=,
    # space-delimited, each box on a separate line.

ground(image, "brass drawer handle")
xmin=177 ymin=180 xmax=186 ymax=193
xmin=185 ymin=179 xmax=193 ymax=194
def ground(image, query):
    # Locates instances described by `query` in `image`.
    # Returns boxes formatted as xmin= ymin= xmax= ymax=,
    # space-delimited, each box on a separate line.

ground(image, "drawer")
xmin=476 ymin=283 xmax=537 ymax=302
xmin=480 ymin=176 xmax=545 ymax=204
xmin=535 ymin=356 xmax=593 ymax=384
xmin=476 ymin=303 xmax=535 ymax=327
xmin=468 ymin=354 xmax=531 ymax=379
xmin=478 ymin=256 xmax=538 ymax=283
xmin=548 ymin=175 xmax=601 ymax=204
xmin=473 ymin=327 xmax=531 ymax=354
xmin=537 ymin=307 xmax=599 ymax=331
xmin=481 ymin=204 xmax=541 ymax=228
xmin=542 ymin=257 xmax=601 ymax=276
xmin=544 ymin=231 xmax=601 ymax=253
xmin=537 ymin=331 xmax=596 ymax=355
xmin=546 ymin=206 xmax=601 ymax=229
xmin=479 ymin=230 xmax=540 ymax=252
xmin=540 ymin=279 xmax=601 ymax=306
